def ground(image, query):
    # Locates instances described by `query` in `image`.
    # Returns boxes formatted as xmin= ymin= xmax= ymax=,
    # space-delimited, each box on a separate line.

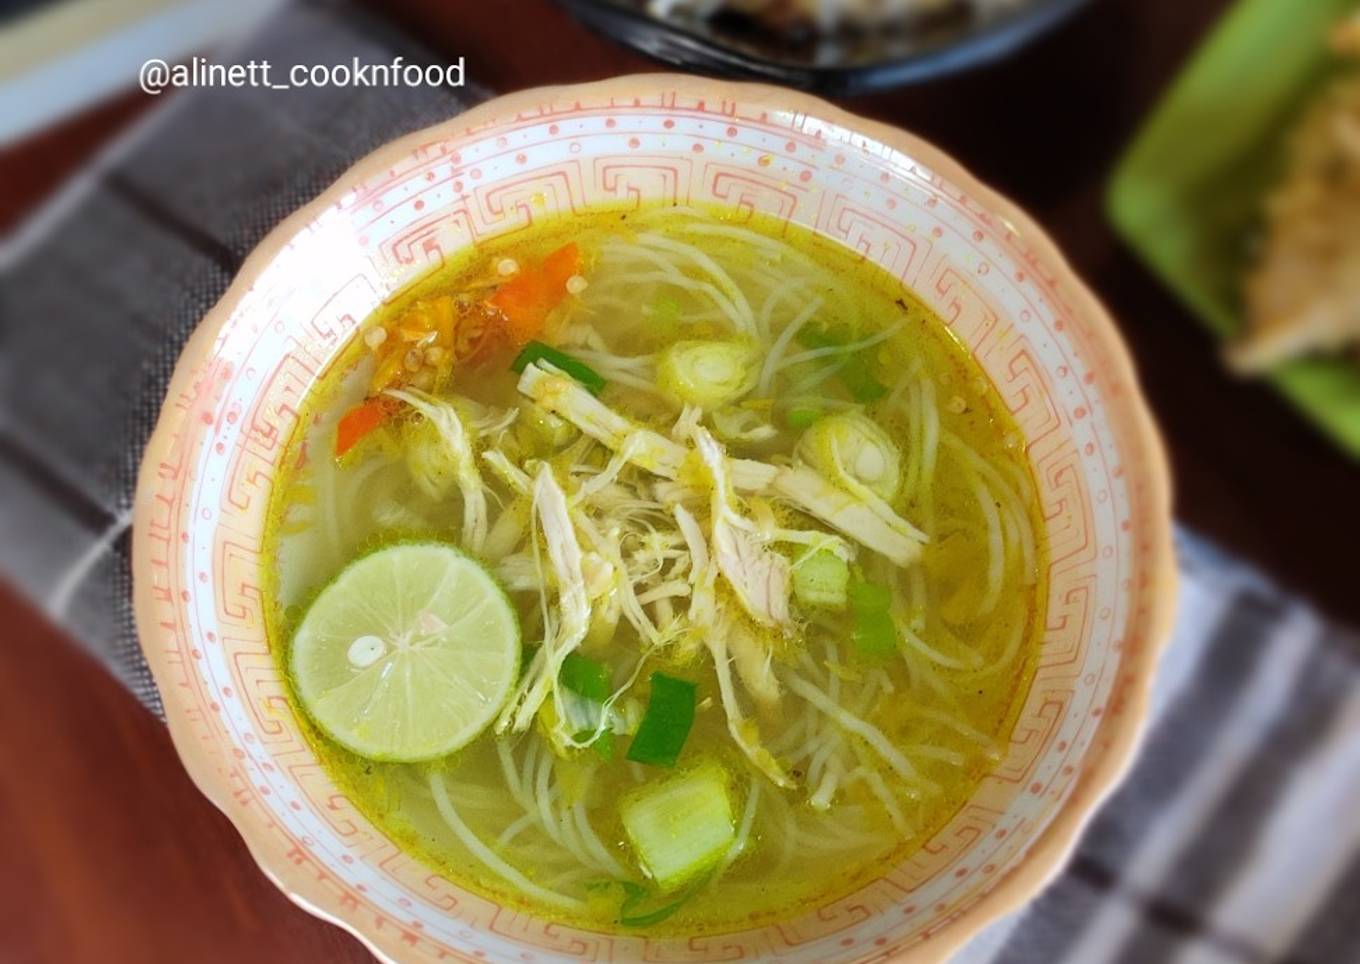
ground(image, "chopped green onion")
xmin=849 ymin=580 xmax=897 ymax=656
xmin=576 ymin=727 xmax=615 ymax=762
xmin=620 ymin=764 xmax=734 ymax=892
xmin=842 ymin=365 xmax=887 ymax=403
xmin=620 ymin=889 xmax=688 ymax=927
xmin=795 ymin=411 xmax=902 ymax=501
xmin=796 ymin=327 xmax=888 ymax=402
xmin=511 ymin=340 xmax=607 ymax=395
xmin=560 ymin=652 xmax=611 ymax=702
xmin=793 ymin=548 xmax=850 ymax=610
xmin=586 ymin=877 xmax=709 ymax=928
xmin=626 ymin=673 xmax=696 ymax=768
xmin=784 ymin=403 xmax=825 ymax=429
xmin=651 ymin=296 xmax=681 ymax=326
xmin=560 ymin=653 xmax=614 ymax=758
xmin=656 ymin=340 xmax=759 ymax=407
xmin=617 ymin=876 xmax=709 ymax=927
xmin=518 ymin=399 xmax=577 ymax=449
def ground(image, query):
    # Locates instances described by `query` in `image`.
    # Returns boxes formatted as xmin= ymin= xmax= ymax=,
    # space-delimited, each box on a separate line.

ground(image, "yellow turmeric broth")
xmin=263 ymin=207 xmax=1046 ymax=934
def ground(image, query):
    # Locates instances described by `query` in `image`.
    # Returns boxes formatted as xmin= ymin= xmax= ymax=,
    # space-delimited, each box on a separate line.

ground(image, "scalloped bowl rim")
xmin=132 ymin=74 xmax=1176 ymax=964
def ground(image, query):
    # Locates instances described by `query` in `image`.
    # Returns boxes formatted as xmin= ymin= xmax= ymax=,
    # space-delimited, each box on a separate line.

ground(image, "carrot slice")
xmin=335 ymin=397 xmax=394 ymax=458
xmin=486 ymin=242 xmax=581 ymax=344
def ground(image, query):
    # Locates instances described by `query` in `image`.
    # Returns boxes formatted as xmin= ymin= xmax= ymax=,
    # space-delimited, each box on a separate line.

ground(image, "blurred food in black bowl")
xmin=556 ymin=0 xmax=1093 ymax=95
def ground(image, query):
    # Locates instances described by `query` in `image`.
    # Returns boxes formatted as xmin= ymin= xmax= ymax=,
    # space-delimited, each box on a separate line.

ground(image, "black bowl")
xmin=556 ymin=0 xmax=1095 ymax=96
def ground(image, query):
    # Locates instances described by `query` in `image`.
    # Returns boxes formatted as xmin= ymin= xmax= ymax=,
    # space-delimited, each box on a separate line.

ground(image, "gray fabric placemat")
xmin=2 ymin=3 xmax=1358 ymax=962
xmin=956 ymin=536 xmax=1360 ymax=964
xmin=0 ymin=0 xmax=490 ymax=714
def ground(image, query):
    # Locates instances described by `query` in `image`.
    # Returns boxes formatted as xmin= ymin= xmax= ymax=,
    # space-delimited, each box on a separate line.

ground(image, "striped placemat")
xmin=0 ymin=0 xmax=490 ymax=716
xmin=958 ymin=533 xmax=1360 ymax=964
xmin=1 ymin=3 xmax=1357 ymax=961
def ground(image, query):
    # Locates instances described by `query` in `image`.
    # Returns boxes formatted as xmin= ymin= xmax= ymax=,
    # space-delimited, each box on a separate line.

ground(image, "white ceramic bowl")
xmin=133 ymin=74 xmax=1175 ymax=963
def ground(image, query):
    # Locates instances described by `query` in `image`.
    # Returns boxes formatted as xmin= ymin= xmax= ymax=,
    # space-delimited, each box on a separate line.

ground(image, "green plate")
xmin=1108 ymin=0 xmax=1360 ymax=458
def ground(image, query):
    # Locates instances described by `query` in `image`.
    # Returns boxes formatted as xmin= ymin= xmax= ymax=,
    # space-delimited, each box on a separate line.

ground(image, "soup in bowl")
xmin=133 ymin=75 xmax=1173 ymax=963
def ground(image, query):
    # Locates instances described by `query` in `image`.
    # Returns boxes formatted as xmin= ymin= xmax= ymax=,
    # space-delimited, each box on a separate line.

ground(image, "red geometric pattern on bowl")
xmin=133 ymin=75 xmax=1174 ymax=964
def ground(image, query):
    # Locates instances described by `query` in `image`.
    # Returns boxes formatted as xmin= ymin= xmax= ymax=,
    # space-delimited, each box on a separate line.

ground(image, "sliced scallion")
xmin=656 ymin=340 xmax=758 ymax=407
xmin=586 ymin=877 xmax=710 ymax=928
xmin=849 ymin=579 xmax=897 ymax=656
xmin=620 ymin=764 xmax=734 ymax=892
xmin=625 ymin=672 xmax=696 ymax=768
xmin=560 ymin=653 xmax=614 ymax=759
xmin=785 ymin=402 xmax=825 ymax=429
xmin=560 ymin=652 xmax=610 ymax=702
xmin=792 ymin=548 xmax=850 ymax=610
xmin=511 ymin=341 xmax=607 ymax=395
xmin=576 ymin=727 xmax=615 ymax=762
xmin=796 ymin=326 xmax=888 ymax=402
xmin=617 ymin=876 xmax=709 ymax=927
xmin=651 ymin=296 xmax=681 ymax=326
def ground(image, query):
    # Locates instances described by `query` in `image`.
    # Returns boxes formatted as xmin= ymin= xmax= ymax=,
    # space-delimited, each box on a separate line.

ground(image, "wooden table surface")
xmin=2 ymin=0 xmax=1356 ymax=961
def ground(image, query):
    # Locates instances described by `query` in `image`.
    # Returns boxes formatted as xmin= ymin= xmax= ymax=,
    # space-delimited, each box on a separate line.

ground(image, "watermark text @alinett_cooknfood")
xmin=139 ymin=56 xmax=465 ymax=96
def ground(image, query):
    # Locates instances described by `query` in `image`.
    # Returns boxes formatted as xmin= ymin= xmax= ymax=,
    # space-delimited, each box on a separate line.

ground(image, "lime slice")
xmin=290 ymin=542 xmax=519 ymax=762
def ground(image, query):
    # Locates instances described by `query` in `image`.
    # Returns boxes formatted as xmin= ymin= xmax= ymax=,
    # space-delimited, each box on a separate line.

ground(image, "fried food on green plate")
xmin=1233 ymin=15 xmax=1360 ymax=372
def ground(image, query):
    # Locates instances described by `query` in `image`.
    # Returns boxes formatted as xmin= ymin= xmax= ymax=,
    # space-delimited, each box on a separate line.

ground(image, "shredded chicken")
xmin=518 ymin=363 xmax=777 ymax=490
xmin=674 ymin=504 xmax=717 ymax=632
xmin=522 ymin=365 xmax=920 ymax=565
xmin=482 ymin=450 xmax=532 ymax=494
xmin=483 ymin=499 xmax=529 ymax=562
xmin=674 ymin=503 xmax=791 ymax=786
xmin=497 ymin=465 xmax=590 ymax=734
xmin=671 ymin=403 xmax=705 ymax=441
xmin=691 ymin=426 xmax=792 ymax=629
xmin=729 ymin=619 xmax=781 ymax=707
xmin=571 ymin=434 xmax=649 ymax=507
xmin=519 ymin=363 xmax=689 ymax=475
xmin=709 ymin=625 xmax=792 ymax=788
xmin=580 ymin=550 xmax=622 ymax=650
xmin=771 ymin=466 xmax=925 ymax=567
xmin=487 ymin=442 xmax=669 ymax=648
xmin=495 ymin=552 xmax=540 ymax=593
xmin=749 ymin=496 xmax=856 ymax=562
xmin=386 ymin=388 xmax=488 ymax=553
xmin=573 ymin=511 xmax=665 ymax=648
